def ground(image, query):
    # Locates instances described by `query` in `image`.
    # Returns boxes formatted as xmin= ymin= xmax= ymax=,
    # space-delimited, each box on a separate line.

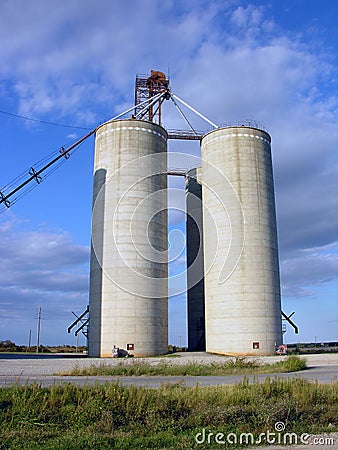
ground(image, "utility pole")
xmin=36 ymin=307 xmax=41 ymax=353
xmin=27 ymin=329 xmax=31 ymax=352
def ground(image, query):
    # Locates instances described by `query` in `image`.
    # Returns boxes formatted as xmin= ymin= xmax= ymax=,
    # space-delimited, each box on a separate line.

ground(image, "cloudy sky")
xmin=0 ymin=0 xmax=337 ymax=347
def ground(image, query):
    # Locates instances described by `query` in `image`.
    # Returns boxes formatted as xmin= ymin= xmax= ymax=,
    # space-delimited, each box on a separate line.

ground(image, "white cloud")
xmin=0 ymin=0 xmax=218 ymax=123
xmin=231 ymin=4 xmax=264 ymax=30
xmin=0 ymin=216 xmax=89 ymax=320
xmin=0 ymin=214 xmax=90 ymax=343
xmin=281 ymin=242 xmax=338 ymax=297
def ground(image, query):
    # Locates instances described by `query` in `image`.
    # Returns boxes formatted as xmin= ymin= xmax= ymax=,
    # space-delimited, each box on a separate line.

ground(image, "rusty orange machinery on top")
xmin=134 ymin=70 xmax=170 ymax=125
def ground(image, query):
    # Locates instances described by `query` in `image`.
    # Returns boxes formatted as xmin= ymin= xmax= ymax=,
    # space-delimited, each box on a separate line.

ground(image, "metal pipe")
xmin=0 ymin=92 xmax=165 ymax=208
xmin=172 ymin=94 xmax=218 ymax=129
xmin=0 ymin=128 xmax=96 ymax=206
xmin=106 ymin=92 xmax=163 ymax=124
xmin=134 ymin=92 xmax=165 ymax=119
xmin=169 ymin=94 xmax=198 ymax=135
xmin=282 ymin=311 xmax=299 ymax=334
xmin=68 ymin=305 xmax=89 ymax=333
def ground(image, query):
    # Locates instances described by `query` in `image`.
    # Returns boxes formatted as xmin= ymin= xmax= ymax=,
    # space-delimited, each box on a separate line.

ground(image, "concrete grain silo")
xmin=201 ymin=126 xmax=282 ymax=355
xmin=89 ymin=119 xmax=168 ymax=357
xmin=186 ymin=168 xmax=205 ymax=351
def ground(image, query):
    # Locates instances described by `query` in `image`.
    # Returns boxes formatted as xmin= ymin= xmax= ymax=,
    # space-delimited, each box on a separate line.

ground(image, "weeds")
xmin=60 ymin=356 xmax=307 ymax=377
xmin=0 ymin=378 xmax=337 ymax=449
xmin=278 ymin=355 xmax=307 ymax=372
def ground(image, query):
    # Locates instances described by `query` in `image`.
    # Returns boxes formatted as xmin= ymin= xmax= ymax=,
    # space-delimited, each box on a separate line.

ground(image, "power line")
xmin=0 ymin=109 xmax=91 ymax=130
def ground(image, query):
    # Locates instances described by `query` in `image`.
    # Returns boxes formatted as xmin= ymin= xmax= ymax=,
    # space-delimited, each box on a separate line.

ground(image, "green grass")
xmin=279 ymin=355 xmax=307 ymax=372
xmin=60 ymin=355 xmax=307 ymax=377
xmin=0 ymin=378 xmax=337 ymax=449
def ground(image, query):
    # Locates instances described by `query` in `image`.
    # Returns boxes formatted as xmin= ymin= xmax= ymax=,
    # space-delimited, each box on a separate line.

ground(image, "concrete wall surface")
xmin=89 ymin=119 xmax=168 ymax=357
xmin=201 ymin=126 xmax=282 ymax=355
xmin=186 ymin=168 xmax=205 ymax=351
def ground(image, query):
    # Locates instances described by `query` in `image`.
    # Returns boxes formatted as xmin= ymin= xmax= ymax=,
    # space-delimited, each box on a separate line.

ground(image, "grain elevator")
xmin=88 ymin=71 xmax=283 ymax=357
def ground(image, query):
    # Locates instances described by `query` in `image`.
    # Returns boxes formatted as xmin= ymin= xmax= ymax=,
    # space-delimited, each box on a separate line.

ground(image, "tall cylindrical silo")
xmin=186 ymin=168 xmax=205 ymax=351
xmin=89 ymin=119 xmax=168 ymax=357
xmin=201 ymin=126 xmax=282 ymax=355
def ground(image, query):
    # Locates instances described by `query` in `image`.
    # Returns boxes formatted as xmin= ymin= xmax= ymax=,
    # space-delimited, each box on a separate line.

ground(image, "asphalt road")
xmin=0 ymin=353 xmax=337 ymax=387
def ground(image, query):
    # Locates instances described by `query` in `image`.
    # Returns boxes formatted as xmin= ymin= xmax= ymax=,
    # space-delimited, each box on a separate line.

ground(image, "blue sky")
xmin=0 ymin=0 xmax=337 ymax=347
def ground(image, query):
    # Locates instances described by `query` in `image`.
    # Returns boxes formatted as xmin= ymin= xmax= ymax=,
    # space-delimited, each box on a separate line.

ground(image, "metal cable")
xmin=169 ymin=94 xmax=198 ymax=136
xmin=0 ymin=109 xmax=91 ymax=130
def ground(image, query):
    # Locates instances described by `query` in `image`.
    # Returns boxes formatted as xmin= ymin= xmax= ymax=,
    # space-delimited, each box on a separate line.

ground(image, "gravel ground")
xmin=0 ymin=352 xmax=337 ymax=377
